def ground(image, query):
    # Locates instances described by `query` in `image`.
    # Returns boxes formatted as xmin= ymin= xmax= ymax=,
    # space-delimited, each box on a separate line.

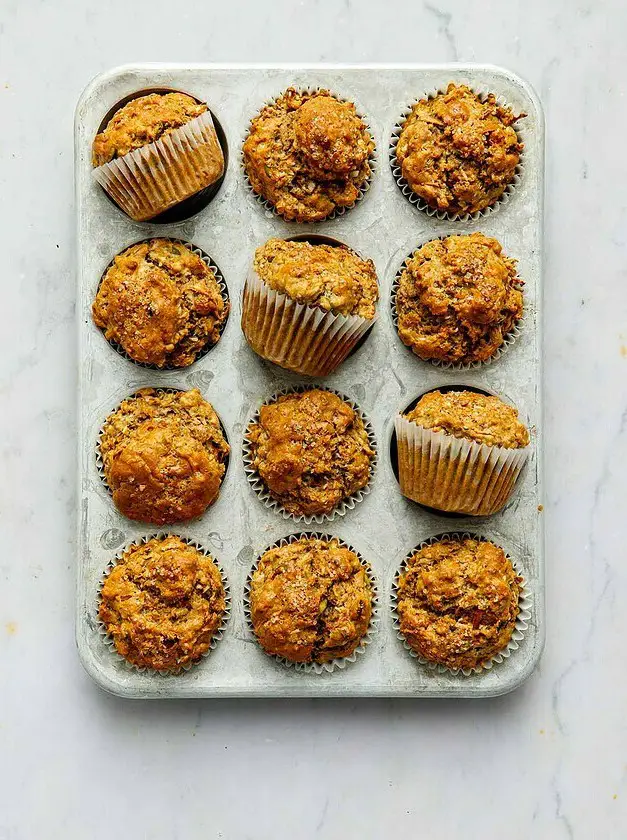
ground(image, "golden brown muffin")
xmin=247 ymin=389 xmax=374 ymax=517
xmin=396 ymin=233 xmax=522 ymax=364
xmin=395 ymin=83 xmax=524 ymax=215
xmin=249 ymin=537 xmax=372 ymax=663
xmin=93 ymin=240 xmax=229 ymax=368
xmin=405 ymin=390 xmax=529 ymax=449
xmin=92 ymin=92 xmax=208 ymax=166
xmin=397 ymin=537 xmax=522 ymax=670
xmin=99 ymin=535 xmax=226 ymax=671
xmin=100 ymin=389 xmax=229 ymax=525
xmin=253 ymin=238 xmax=378 ymax=319
xmin=243 ymin=89 xmax=373 ymax=222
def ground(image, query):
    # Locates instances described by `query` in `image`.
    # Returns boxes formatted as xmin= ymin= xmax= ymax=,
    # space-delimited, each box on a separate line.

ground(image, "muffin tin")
xmin=75 ymin=64 xmax=544 ymax=698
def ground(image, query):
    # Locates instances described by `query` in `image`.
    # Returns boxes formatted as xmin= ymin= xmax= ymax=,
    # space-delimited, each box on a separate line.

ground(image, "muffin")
xmin=249 ymin=536 xmax=372 ymax=664
xmin=246 ymin=389 xmax=374 ymax=518
xmin=99 ymin=535 xmax=227 ymax=672
xmin=395 ymin=390 xmax=529 ymax=515
xmin=395 ymin=233 xmax=523 ymax=365
xmin=396 ymin=536 xmax=522 ymax=671
xmin=243 ymin=88 xmax=373 ymax=222
xmin=92 ymin=91 xmax=225 ymax=222
xmin=99 ymin=388 xmax=229 ymax=525
xmin=93 ymin=239 xmax=229 ymax=368
xmin=242 ymin=238 xmax=378 ymax=376
xmin=395 ymin=83 xmax=524 ymax=216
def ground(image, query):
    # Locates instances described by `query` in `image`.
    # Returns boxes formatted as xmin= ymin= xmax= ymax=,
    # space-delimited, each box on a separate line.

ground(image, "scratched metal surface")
xmin=75 ymin=64 xmax=544 ymax=698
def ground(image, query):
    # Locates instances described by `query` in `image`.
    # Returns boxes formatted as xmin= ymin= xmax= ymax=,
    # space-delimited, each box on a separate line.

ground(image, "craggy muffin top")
xmin=253 ymin=238 xmax=378 ymax=319
xmin=247 ymin=389 xmax=374 ymax=517
xmin=249 ymin=537 xmax=372 ymax=663
xmin=397 ymin=537 xmax=522 ymax=670
xmin=100 ymin=388 xmax=229 ymax=525
xmin=93 ymin=92 xmax=207 ymax=166
xmin=396 ymin=83 xmax=523 ymax=215
xmin=243 ymin=88 xmax=373 ymax=222
xmin=405 ymin=390 xmax=529 ymax=449
xmin=99 ymin=535 xmax=226 ymax=671
xmin=396 ymin=233 xmax=523 ymax=364
xmin=93 ymin=240 xmax=229 ymax=368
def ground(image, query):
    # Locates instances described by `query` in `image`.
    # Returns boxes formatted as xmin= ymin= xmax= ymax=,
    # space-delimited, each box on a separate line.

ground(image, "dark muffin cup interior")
xmin=95 ymin=87 xmax=229 ymax=225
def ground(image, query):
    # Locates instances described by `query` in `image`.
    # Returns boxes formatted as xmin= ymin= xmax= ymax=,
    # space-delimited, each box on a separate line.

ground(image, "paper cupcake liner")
xmin=96 ymin=239 xmax=230 ymax=371
xmin=391 ymin=531 xmax=531 ymax=676
xmin=241 ymin=87 xmax=376 ymax=222
xmin=390 ymin=235 xmax=523 ymax=371
xmin=242 ymin=384 xmax=377 ymax=524
xmin=389 ymin=82 xmax=527 ymax=223
xmin=96 ymin=387 xmax=230 ymax=501
xmin=242 ymin=267 xmax=375 ymax=376
xmin=93 ymin=110 xmax=225 ymax=222
xmin=394 ymin=413 xmax=529 ymax=516
xmin=244 ymin=532 xmax=379 ymax=674
xmin=97 ymin=532 xmax=231 ymax=676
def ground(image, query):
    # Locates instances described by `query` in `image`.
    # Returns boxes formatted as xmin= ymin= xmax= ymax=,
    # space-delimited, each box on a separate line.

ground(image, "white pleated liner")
xmin=389 ymin=81 xmax=527 ymax=223
xmin=242 ymin=384 xmax=377 ymax=524
xmin=391 ymin=532 xmax=532 ymax=677
xmin=390 ymin=240 xmax=523 ymax=371
xmin=241 ymin=87 xmax=376 ymax=222
xmin=97 ymin=532 xmax=231 ymax=676
xmin=93 ymin=110 xmax=224 ymax=222
xmin=241 ymin=268 xmax=375 ymax=376
xmin=395 ymin=415 xmax=529 ymax=516
xmin=97 ymin=239 xmax=230 ymax=370
xmin=243 ymin=532 xmax=379 ymax=675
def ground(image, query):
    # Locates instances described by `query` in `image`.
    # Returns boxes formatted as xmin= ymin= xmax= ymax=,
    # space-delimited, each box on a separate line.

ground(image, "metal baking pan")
xmin=75 ymin=63 xmax=544 ymax=698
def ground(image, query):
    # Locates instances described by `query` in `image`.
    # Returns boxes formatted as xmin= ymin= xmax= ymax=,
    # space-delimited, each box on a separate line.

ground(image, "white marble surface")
xmin=1 ymin=1 xmax=626 ymax=837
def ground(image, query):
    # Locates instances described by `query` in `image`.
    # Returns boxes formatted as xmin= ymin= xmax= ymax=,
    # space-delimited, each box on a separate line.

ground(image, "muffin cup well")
xmin=391 ymin=531 xmax=531 ymax=677
xmin=93 ymin=104 xmax=225 ymax=223
xmin=95 ymin=239 xmax=230 ymax=371
xmin=242 ymin=384 xmax=377 ymax=524
xmin=241 ymin=87 xmax=376 ymax=223
xmin=389 ymin=82 xmax=527 ymax=223
xmin=241 ymin=264 xmax=375 ymax=377
xmin=97 ymin=532 xmax=231 ymax=676
xmin=390 ymin=235 xmax=523 ymax=371
xmin=244 ymin=532 xmax=379 ymax=674
xmin=394 ymin=411 xmax=529 ymax=517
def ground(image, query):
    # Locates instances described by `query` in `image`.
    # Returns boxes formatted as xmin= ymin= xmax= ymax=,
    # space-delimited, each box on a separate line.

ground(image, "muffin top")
xmin=93 ymin=92 xmax=207 ymax=166
xmin=247 ymin=389 xmax=374 ymax=517
xmin=253 ymin=238 xmax=378 ymax=319
xmin=404 ymin=390 xmax=529 ymax=449
xmin=396 ymin=233 xmax=522 ymax=364
xmin=93 ymin=240 xmax=229 ymax=368
xmin=99 ymin=535 xmax=226 ymax=671
xmin=395 ymin=83 xmax=523 ymax=215
xmin=397 ymin=537 xmax=522 ymax=670
xmin=249 ymin=537 xmax=372 ymax=663
xmin=243 ymin=88 xmax=373 ymax=222
xmin=100 ymin=388 xmax=229 ymax=525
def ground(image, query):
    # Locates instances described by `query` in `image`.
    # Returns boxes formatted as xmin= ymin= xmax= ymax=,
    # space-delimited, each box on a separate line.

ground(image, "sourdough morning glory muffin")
xmin=100 ymin=535 xmax=226 ymax=672
xmin=243 ymin=88 xmax=373 ymax=222
xmin=246 ymin=389 xmax=374 ymax=518
xmin=395 ymin=390 xmax=529 ymax=515
xmin=396 ymin=536 xmax=522 ymax=671
xmin=99 ymin=388 xmax=229 ymax=525
xmin=93 ymin=239 xmax=229 ymax=368
xmin=395 ymin=233 xmax=523 ymax=365
xmin=242 ymin=238 xmax=378 ymax=376
xmin=92 ymin=91 xmax=225 ymax=222
xmin=249 ymin=536 xmax=373 ymax=664
xmin=395 ymin=83 xmax=524 ymax=216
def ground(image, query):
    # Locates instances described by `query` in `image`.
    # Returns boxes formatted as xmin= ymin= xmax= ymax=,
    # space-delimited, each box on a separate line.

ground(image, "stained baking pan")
xmin=75 ymin=64 xmax=544 ymax=698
